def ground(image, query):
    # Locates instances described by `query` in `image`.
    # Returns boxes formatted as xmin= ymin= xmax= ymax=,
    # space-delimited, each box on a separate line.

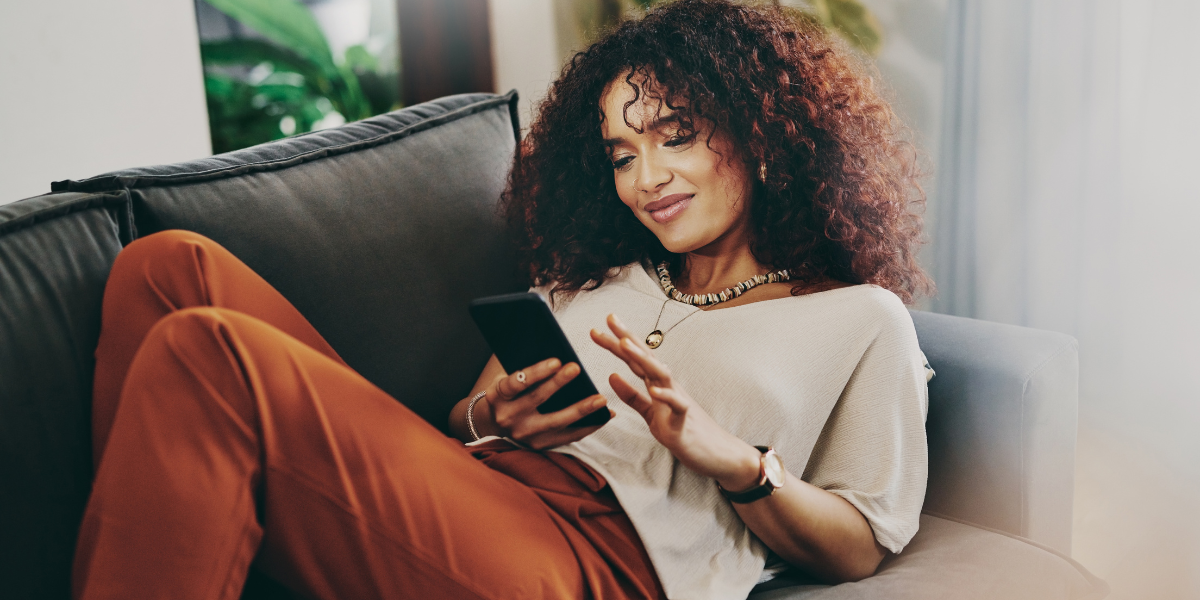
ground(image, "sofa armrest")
xmin=909 ymin=310 xmax=1078 ymax=556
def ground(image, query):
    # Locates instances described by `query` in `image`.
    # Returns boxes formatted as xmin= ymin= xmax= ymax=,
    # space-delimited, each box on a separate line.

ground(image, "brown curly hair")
xmin=502 ymin=0 xmax=933 ymax=303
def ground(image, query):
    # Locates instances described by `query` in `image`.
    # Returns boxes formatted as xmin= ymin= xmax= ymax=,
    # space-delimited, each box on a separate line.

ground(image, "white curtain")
xmin=930 ymin=0 xmax=1200 ymax=595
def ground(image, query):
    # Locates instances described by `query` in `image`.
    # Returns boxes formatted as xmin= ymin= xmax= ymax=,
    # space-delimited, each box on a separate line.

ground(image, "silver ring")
xmin=515 ymin=370 xmax=526 ymax=384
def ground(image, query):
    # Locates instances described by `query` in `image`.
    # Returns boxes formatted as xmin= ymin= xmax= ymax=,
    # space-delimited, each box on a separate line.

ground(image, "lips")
xmin=644 ymin=193 xmax=694 ymax=224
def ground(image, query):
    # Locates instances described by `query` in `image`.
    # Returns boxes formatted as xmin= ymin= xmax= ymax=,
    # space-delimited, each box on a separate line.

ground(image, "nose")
xmin=634 ymin=153 xmax=672 ymax=193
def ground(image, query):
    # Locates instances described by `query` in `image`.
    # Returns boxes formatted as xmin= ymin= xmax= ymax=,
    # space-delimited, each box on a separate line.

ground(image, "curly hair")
xmin=502 ymin=0 xmax=933 ymax=303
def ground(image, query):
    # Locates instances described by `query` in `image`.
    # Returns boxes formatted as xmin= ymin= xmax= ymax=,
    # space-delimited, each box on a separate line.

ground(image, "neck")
xmin=674 ymin=224 xmax=770 ymax=294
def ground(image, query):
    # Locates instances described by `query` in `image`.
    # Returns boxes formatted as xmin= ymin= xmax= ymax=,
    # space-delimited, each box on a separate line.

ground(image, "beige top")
xmin=541 ymin=263 xmax=929 ymax=600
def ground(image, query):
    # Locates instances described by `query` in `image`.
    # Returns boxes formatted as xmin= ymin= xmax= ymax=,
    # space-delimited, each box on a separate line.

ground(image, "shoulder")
xmin=798 ymin=285 xmax=918 ymax=351
xmin=852 ymin=285 xmax=913 ymax=324
xmin=791 ymin=284 xmax=911 ymax=324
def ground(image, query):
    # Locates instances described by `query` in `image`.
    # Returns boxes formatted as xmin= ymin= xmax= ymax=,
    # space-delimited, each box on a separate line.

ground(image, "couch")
xmin=0 ymin=91 xmax=1108 ymax=599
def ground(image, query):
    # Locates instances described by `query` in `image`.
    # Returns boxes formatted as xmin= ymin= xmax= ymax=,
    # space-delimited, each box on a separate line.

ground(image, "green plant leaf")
xmin=827 ymin=0 xmax=883 ymax=55
xmin=202 ymin=0 xmax=335 ymax=70
xmin=334 ymin=63 xmax=372 ymax=120
xmin=343 ymin=44 xmax=378 ymax=72
xmin=201 ymin=39 xmax=306 ymax=70
xmin=201 ymin=39 xmax=326 ymax=83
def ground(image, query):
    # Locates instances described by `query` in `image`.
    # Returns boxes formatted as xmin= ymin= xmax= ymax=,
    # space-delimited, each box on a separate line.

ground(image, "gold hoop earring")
xmin=758 ymin=162 xmax=767 ymax=184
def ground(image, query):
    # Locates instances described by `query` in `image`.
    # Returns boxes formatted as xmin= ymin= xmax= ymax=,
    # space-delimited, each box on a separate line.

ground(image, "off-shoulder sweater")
xmin=542 ymin=263 xmax=929 ymax=600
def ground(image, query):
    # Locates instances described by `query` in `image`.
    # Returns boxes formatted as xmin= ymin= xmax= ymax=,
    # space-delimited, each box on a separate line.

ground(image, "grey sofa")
xmin=0 ymin=91 xmax=1107 ymax=599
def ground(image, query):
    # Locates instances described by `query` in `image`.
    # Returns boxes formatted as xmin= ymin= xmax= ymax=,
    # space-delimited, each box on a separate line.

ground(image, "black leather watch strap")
xmin=719 ymin=446 xmax=780 ymax=504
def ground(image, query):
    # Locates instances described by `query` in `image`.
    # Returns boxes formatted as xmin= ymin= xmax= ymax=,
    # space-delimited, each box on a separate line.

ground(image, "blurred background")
xmin=1 ymin=0 xmax=1197 ymax=598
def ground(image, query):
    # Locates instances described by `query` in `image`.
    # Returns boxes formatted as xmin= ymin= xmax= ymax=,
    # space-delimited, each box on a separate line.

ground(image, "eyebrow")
xmin=602 ymin=113 xmax=683 ymax=147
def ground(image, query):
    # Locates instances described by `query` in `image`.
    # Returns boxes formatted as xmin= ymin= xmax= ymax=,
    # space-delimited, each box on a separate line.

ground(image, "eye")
xmin=663 ymin=132 xmax=695 ymax=148
xmin=611 ymin=155 xmax=635 ymax=171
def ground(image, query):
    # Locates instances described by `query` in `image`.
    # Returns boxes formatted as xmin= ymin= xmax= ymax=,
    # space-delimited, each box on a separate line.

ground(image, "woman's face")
xmin=599 ymin=77 xmax=753 ymax=255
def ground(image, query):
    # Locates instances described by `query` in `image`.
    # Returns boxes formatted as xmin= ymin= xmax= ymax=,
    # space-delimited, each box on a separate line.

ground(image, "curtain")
xmin=931 ymin=0 xmax=1200 ymax=595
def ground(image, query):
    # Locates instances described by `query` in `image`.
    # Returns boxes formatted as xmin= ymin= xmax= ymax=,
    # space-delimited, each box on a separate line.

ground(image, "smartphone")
xmin=469 ymin=292 xmax=611 ymax=428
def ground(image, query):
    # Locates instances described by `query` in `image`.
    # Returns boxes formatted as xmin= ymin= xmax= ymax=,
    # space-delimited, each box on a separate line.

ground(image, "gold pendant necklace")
xmin=645 ymin=298 xmax=699 ymax=349
xmin=644 ymin=263 xmax=791 ymax=348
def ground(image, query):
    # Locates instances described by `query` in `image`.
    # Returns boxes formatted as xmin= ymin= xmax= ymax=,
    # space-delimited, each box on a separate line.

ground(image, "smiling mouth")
xmin=645 ymin=194 xmax=694 ymax=224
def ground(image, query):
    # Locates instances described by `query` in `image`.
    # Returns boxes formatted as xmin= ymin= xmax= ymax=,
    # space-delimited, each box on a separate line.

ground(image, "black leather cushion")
xmin=749 ymin=514 xmax=1108 ymax=600
xmin=55 ymin=92 xmax=524 ymax=430
xmin=0 ymin=190 xmax=133 ymax=599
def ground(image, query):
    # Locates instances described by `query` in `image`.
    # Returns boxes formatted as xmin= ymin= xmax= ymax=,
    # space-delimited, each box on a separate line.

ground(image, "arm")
xmin=591 ymin=315 xmax=885 ymax=583
xmin=722 ymin=452 xmax=885 ymax=581
xmin=448 ymin=354 xmax=613 ymax=448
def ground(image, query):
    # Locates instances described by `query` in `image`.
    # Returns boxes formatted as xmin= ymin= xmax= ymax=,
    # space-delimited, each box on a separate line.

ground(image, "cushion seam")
xmin=0 ymin=191 xmax=130 ymax=239
xmin=61 ymin=92 xmax=517 ymax=192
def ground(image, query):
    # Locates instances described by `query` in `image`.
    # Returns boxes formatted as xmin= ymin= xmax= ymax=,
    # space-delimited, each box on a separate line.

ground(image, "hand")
xmin=589 ymin=314 xmax=763 ymax=491
xmin=480 ymin=358 xmax=612 ymax=450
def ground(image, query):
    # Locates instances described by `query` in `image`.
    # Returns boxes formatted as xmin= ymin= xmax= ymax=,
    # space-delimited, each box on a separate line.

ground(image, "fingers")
xmin=510 ymin=397 xmax=613 ymax=450
xmin=513 ymin=362 xmax=582 ymax=411
xmin=530 ymin=394 xmax=609 ymax=432
xmin=604 ymin=313 xmax=641 ymax=346
xmin=589 ymin=327 xmax=648 ymax=378
xmin=521 ymin=418 xmax=611 ymax=450
xmin=494 ymin=358 xmax=561 ymax=401
xmin=589 ymin=315 xmax=672 ymax=386
xmin=610 ymin=373 xmax=653 ymax=417
xmin=647 ymin=384 xmax=688 ymax=415
xmin=619 ymin=338 xmax=672 ymax=384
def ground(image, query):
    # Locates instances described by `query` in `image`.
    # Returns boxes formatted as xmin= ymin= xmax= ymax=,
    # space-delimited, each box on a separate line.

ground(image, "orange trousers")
xmin=74 ymin=230 xmax=664 ymax=600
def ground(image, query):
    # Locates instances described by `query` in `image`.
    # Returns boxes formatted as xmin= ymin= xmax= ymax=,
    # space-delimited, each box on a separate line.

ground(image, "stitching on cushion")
xmin=59 ymin=92 xmax=518 ymax=193
xmin=0 ymin=190 xmax=131 ymax=240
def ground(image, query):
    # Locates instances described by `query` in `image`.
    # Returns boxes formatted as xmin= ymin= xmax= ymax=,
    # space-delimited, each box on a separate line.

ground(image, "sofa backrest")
xmin=54 ymin=92 xmax=524 ymax=430
xmin=0 ymin=190 xmax=133 ymax=599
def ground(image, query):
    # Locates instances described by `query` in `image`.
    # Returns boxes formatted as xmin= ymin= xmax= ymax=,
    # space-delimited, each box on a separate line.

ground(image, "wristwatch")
xmin=718 ymin=446 xmax=785 ymax=503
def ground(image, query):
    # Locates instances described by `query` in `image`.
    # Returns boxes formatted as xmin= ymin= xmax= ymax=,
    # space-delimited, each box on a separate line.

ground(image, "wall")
xmin=0 ymin=0 xmax=211 ymax=204
xmin=488 ymin=0 xmax=561 ymax=134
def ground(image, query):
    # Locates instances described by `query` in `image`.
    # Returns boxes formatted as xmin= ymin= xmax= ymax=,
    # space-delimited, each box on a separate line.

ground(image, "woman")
xmin=73 ymin=1 xmax=931 ymax=599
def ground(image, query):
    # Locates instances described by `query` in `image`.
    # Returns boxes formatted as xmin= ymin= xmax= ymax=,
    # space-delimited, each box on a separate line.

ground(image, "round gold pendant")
xmin=645 ymin=330 xmax=664 ymax=349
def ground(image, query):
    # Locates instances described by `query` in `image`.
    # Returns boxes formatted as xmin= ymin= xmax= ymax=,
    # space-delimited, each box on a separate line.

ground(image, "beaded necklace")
xmin=644 ymin=263 xmax=791 ymax=349
xmin=654 ymin=263 xmax=791 ymax=307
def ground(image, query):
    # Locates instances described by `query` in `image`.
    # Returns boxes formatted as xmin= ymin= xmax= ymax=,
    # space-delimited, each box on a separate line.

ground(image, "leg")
xmin=92 ymin=230 xmax=346 ymax=462
xmin=74 ymin=307 xmax=595 ymax=600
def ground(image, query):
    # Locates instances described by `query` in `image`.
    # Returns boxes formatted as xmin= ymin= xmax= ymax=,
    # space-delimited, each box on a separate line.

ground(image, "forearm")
xmin=448 ymin=390 xmax=501 ymax=443
xmin=449 ymin=355 xmax=508 ymax=443
xmin=728 ymin=466 xmax=885 ymax=582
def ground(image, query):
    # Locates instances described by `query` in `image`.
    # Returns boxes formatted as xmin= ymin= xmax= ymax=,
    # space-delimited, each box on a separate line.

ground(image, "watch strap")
xmin=719 ymin=446 xmax=778 ymax=504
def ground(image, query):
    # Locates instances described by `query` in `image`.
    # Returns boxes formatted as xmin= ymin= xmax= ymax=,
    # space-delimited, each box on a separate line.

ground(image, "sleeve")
xmin=800 ymin=303 xmax=929 ymax=554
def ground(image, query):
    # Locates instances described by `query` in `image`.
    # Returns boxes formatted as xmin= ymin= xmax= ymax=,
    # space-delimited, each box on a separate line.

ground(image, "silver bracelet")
xmin=465 ymin=390 xmax=488 ymax=441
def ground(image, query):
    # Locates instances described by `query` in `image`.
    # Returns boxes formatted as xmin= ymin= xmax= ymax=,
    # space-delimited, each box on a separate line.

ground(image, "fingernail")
xmin=592 ymin=398 xmax=606 ymax=409
xmin=546 ymin=358 xmax=561 ymax=368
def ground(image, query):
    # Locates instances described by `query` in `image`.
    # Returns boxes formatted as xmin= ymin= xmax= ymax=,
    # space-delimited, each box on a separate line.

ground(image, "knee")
xmin=143 ymin=307 xmax=237 ymax=352
xmin=112 ymin=230 xmax=220 ymax=278
xmin=133 ymin=307 xmax=263 ymax=382
xmin=123 ymin=308 xmax=261 ymax=429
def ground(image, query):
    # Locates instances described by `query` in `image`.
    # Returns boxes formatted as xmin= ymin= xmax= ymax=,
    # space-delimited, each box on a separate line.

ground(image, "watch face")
xmin=763 ymin=451 xmax=785 ymax=487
